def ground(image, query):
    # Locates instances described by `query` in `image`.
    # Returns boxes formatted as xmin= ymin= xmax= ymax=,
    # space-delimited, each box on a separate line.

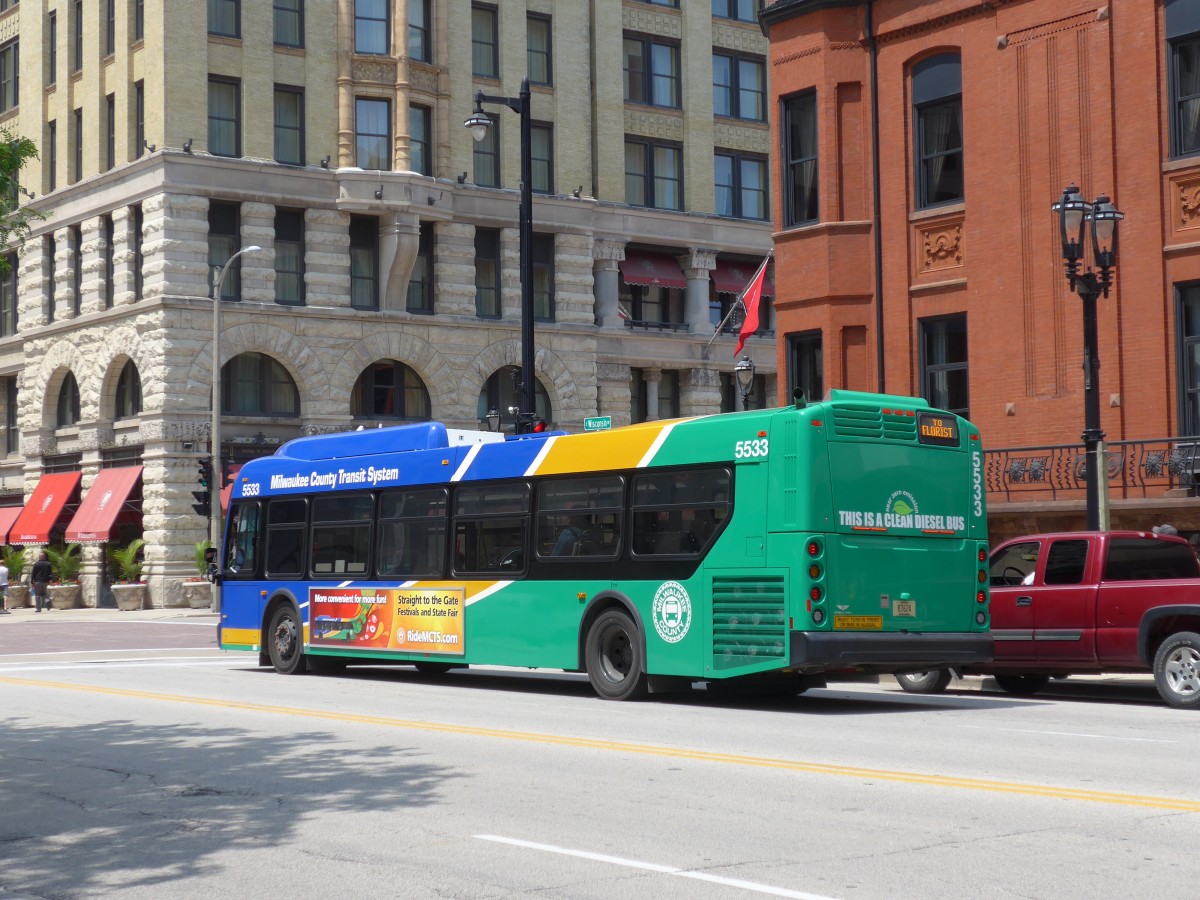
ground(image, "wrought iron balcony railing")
xmin=985 ymin=437 xmax=1200 ymax=502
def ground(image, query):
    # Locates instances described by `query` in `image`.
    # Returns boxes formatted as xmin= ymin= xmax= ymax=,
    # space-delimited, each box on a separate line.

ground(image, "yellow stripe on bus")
xmin=222 ymin=627 xmax=260 ymax=648
xmin=532 ymin=419 xmax=689 ymax=476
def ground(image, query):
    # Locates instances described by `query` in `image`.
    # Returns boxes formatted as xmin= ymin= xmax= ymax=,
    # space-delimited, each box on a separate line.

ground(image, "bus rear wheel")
xmin=267 ymin=605 xmax=306 ymax=675
xmin=585 ymin=609 xmax=648 ymax=701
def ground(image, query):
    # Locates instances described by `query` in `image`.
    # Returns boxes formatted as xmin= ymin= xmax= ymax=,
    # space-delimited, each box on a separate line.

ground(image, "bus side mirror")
xmin=206 ymin=562 xmax=219 ymax=583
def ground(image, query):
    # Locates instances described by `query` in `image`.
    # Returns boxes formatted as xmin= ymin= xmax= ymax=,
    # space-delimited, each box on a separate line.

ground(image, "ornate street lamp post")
xmin=1051 ymin=184 xmax=1122 ymax=531
xmin=734 ymin=355 xmax=757 ymax=410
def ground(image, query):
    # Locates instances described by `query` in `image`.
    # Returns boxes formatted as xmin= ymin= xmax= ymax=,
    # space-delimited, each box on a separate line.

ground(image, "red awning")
xmin=619 ymin=251 xmax=687 ymax=289
xmin=0 ymin=505 xmax=23 ymax=544
xmin=9 ymin=472 xmax=82 ymax=545
xmin=65 ymin=466 xmax=143 ymax=544
xmin=711 ymin=259 xmax=775 ymax=297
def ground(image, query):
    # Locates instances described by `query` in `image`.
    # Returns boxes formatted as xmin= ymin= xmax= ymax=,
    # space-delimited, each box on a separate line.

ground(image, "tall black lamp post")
xmin=1052 ymin=183 xmax=1123 ymax=531
xmin=464 ymin=78 xmax=536 ymax=433
xmin=734 ymin=355 xmax=757 ymax=410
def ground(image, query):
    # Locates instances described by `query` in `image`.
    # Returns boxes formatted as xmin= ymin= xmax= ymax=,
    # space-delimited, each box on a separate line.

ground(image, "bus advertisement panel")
xmin=218 ymin=390 xmax=992 ymax=700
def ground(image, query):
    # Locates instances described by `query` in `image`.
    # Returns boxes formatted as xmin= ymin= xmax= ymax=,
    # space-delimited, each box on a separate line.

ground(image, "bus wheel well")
xmin=261 ymin=594 xmax=302 ymax=664
xmin=578 ymin=593 xmax=643 ymax=673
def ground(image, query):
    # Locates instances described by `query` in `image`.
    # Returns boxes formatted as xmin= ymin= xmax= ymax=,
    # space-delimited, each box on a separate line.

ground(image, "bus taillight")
xmin=808 ymin=563 xmax=821 ymax=579
xmin=976 ymin=590 xmax=986 ymax=604
xmin=978 ymin=547 xmax=987 ymax=562
xmin=806 ymin=540 xmax=821 ymax=557
xmin=809 ymin=586 xmax=823 ymax=601
xmin=977 ymin=569 xmax=987 ymax=583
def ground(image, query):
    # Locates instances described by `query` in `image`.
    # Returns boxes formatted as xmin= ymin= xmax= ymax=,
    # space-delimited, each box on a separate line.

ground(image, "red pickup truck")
xmin=896 ymin=531 xmax=1200 ymax=709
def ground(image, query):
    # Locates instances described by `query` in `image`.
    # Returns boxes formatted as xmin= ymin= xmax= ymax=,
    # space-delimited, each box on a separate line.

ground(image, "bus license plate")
xmin=833 ymin=615 xmax=883 ymax=630
xmin=892 ymin=600 xmax=916 ymax=617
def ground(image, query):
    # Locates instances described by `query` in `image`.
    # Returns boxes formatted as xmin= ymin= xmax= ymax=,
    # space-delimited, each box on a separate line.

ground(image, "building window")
xmin=1169 ymin=0 xmax=1200 ymax=158
xmin=48 ymin=12 xmax=56 ymax=86
xmin=621 ymin=283 xmax=684 ymax=330
xmin=472 ymin=4 xmax=498 ymax=78
xmin=478 ymin=367 xmax=550 ymax=430
xmin=408 ymin=0 xmax=430 ymax=62
xmin=274 ymin=209 xmax=305 ymax=305
xmin=47 ymin=120 xmax=56 ymax=192
xmin=274 ymin=86 xmax=304 ymax=165
xmin=0 ymin=253 xmax=15 ymax=338
xmin=135 ymin=81 xmax=145 ymax=158
xmin=355 ymin=0 xmax=389 ymax=55
xmin=532 ymin=233 xmax=554 ymax=322
xmin=355 ymin=97 xmax=390 ymax=170
xmin=474 ymin=228 xmax=501 ymax=318
xmin=783 ymin=90 xmax=817 ymax=226
xmin=625 ymin=139 xmax=682 ymax=210
xmin=1177 ymin=283 xmax=1200 ymax=434
xmin=787 ymin=330 xmax=823 ymax=405
xmin=920 ymin=314 xmax=969 ymax=418
xmin=631 ymin=369 xmax=679 ymax=422
xmin=208 ymin=78 xmax=242 ymax=157
xmin=528 ymin=14 xmax=551 ymax=86
xmin=274 ymin=0 xmax=303 ymax=48
xmin=115 ymin=361 xmax=143 ymax=419
xmin=349 ymin=215 xmax=378 ymax=310
xmin=222 ymin=353 xmax=299 ymax=417
xmin=133 ymin=204 xmax=144 ymax=300
xmin=913 ymin=53 xmax=963 ymax=208
xmin=643 ymin=0 xmax=679 ymax=7
xmin=0 ymin=40 xmax=17 ymax=113
xmin=208 ymin=202 xmax=242 ymax=302
xmin=472 ymin=114 xmax=499 ymax=187
xmin=713 ymin=53 xmax=765 ymax=121
xmin=57 ymin=373 xmax=81 ymax=429
xmin=135 ymin=0 xmax=144 ymax=41
xmin=5 ymin=377 xmax=16 ymax=455
xmin=103 ymin=214 xmax=114 ymax=308
xmin=72 ymin=0 xmax=82 ymax=72
xmin=70 ymin=224 xmax=81 ymax=315
xmin=73 ymin=107 xmax=82 ymax=183
xmin=351 ymin=361 xmax=431 ymax=421
xmin=44 ymin=236 xmax=55 ymax=324
xmin=105 ymin=0 xmax=115 ymax=55
xmin=715 ymin=152 xmax=767 ymax=220
xmin=712 ymin=0 xmax=762 ymax=22
xmin=407 ymin=222 xmax=433 ymax=313
xmin=105 ymin=93 xmax=115 ymax=170
xmin=208 ymin=0 xmax=240 ymax=38
xmin=531 ymin=123 xmax=553 ymax=193
xmin=623 ymin=36 xmax=680 ymax=108
xmin=410 ymin=104 xmax=431 ymax=176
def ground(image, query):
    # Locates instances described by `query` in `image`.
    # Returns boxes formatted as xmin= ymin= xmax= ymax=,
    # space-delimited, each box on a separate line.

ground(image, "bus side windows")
xmin=376 ymin=488 xmax=448 ymax=579
xmin=630 ymin=468 xmax=731 ymax=558
xmin=310 ymin=493 xmax=374 ymax=578
xmin=535 ymin=475 xmax=623 ymax=560
xmin=452 ymin=481 xmax=530 ymax=575
xmin=226 ymin=502 xmax=263 ymax=577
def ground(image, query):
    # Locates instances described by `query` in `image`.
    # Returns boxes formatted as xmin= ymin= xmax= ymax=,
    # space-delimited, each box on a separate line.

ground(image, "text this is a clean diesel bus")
xmin=217 ymin=389 xmax=993 ymax=699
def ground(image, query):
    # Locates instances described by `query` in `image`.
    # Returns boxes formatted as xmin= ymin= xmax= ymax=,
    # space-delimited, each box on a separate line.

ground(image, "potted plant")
xmin=3 ymin=546 xmax=29 ymax=608
xmin=108 ymin=538 xmax=147 ymax=611
xmin=181 ymin=540 xmax=213 ymax=609
xmin=46 ymin=543 xmax=83 ymax=609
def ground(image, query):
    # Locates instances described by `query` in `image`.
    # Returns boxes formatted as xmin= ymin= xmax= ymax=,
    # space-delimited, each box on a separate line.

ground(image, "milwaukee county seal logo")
xmin=652 ymin=581 xmax=692 ymax=643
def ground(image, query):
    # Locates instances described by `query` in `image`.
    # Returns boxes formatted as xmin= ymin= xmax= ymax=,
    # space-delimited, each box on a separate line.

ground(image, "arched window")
xmin=221 ymin=352 xmax=299 ymax=417
xmin=351 ymin=360 xmax=431 ymax=420
xmin=912 ymin=53 xmax=963 ymax=209
xmin=477 ymin=366 xmax=551 ymax=429
xmin=114 ymin=361 xmax=143 ymax=420
xmin=56 ymin=372 xmax=81 ymax=428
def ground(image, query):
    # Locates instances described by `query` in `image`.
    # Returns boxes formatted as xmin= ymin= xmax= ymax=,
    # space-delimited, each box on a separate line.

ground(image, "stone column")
xmin=143 ymin=193 xmax=211 ymax=301
xmin=593 ymin=238 xmax=624 ymax=327
xmin=304 ymin=208 xmax=352 ymax=308
xmin=434 ymin=221 xmax=477 ymax=316
xmin=679 ymin=247 xmax=717 ymax=333
xmin=79 ymin=216 xmax=108 ymax=315
xmin=597 ymin=363 xmax=632 ymax=428
xmin=380 ymin=212 xmax=420 ymax=310
xmin=17 ymin=233 xmax=50 ymax=328
xmin=681 ymin=367 xmax=722 ymax=418
xmin=393 ymin=0 xmax=411 ymax=172
xmin=499 ymin=227 xmax=520 ymax=320
xmin=554 ymin=232 xmax=595 ymax=325
xmin=336 ymin=0 xmax=355 ymax=166
xmin=643 ymin=367 xmax=661 ymax=421
xmin=53 ymin=225 xmax=78 ymax=321
xmin=111 ymin=206 xmax=137 ymax=306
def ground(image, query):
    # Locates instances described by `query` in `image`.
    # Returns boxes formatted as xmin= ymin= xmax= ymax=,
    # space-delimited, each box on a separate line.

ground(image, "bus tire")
xmin=585 ymin=609 xmax=648 ymax=701
xmin=267 ymin=604 xmax=307 ymax=675
xmin=895 ymin=670 xmax=952 ymax=694
xmin=993 ymin=674 xmax=1050 ymax=696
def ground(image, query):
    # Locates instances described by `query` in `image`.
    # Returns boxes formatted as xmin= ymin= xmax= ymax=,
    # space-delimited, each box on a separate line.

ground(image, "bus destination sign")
xmin=917 ymin=413 xmax=958 ymax=447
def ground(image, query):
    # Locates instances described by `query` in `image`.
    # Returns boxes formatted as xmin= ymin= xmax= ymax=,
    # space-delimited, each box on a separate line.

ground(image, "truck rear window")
xmin=1103 ymin=539 xmax=1200 ymax=581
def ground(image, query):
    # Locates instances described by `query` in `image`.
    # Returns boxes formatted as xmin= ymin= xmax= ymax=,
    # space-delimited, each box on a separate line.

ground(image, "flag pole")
xmin=706 ymin=250 xmax=773 ymax=351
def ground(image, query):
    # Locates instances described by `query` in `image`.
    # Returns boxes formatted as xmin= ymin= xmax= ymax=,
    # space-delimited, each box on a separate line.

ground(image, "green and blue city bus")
xmin=217 ymin=389 xmax=992 ymax=699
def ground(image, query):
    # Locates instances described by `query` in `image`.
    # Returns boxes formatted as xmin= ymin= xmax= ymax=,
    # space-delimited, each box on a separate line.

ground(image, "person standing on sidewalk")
xmin=30 ymin=551 xmax=52 ymax=613
xmin=0 ymin=557 xmax=8 ymax=614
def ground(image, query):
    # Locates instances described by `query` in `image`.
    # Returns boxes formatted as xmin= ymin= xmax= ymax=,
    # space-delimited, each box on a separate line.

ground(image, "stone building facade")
xmin=0 ymin=0 xmax=775 ymax=606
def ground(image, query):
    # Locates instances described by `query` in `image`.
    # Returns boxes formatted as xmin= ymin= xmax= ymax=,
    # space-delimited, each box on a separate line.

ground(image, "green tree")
xmin=0 ymin=130 xmax=42 ymax=275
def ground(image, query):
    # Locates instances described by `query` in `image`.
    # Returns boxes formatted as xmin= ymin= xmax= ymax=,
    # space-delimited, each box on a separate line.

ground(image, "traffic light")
xmin=193 ymin=459 xmax=212 ymax=517
xmin=530 ymin=418 xmax=547 ymax=433
xmin=197 ymin=459 xmax=212 ymax=489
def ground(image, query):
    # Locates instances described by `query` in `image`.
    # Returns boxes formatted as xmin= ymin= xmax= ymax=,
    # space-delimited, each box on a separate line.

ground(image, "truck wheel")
xmin=267 ymin=605 xmax=307 ymax=675
xmin=895 ymin=670 xmax=952 ymax=694
xmin=585 ymin=609 xmax=648 ymax=701
xmin=1153 ymin=631 xmax=1200 ymax=710
xmin=993 ymin=674 xmax=1050 ymax=696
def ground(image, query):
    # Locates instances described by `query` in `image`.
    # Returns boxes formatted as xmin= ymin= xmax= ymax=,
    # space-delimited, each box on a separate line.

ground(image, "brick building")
xmin=0 ymin=0 xmax=776 ymax=606
xmin=761 ymin=0 xmax=1200 ymax=538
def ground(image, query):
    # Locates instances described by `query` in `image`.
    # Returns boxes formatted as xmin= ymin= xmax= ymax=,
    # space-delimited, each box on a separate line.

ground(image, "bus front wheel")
xmin=267 ymin=605 xmax=306 ymax=675
xmin=585 ymin=609 xmax=648 ymax=701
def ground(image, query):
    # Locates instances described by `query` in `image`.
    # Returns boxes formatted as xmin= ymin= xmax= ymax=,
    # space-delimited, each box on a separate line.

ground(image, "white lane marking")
xmin=961 ymin=725 xmax=1173 ymax=743
xmin=0 ymin=647 xmax=218 ymax=657
xmin=0 ymin=659 xmax=243 ymax=672
xmin=475 ymin=835 xmax=838 ymax=900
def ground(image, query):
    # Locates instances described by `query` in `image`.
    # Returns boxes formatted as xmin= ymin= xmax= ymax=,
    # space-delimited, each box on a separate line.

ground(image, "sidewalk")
xmin=0 ymin=604 xmax=218 ymax=622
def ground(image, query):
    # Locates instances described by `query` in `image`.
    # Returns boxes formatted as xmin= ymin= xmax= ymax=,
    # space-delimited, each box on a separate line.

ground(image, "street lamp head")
xmin=1088 ymin=194 xmax=1123 ymax=244
xmin=485 ymin=408 xmax=501 ymax=432
xmin=734 ymin=355 xmax=756 ymax=405
xmin=1052 ymin=183 xmax=1090 ymax=264
xmin=464 ymin=94 xmax=492 ymax=143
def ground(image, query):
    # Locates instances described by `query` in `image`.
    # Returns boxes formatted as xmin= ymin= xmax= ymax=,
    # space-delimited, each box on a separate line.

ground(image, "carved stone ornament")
xmin=1179 ymin=178 xmax=1200 ymax=228
xmin=921 ymin=224 xmax=963 ymax=272
xmin=408 ymin=62 xmax=440 ymax=95
xmin=353 ymin=57 xmax=398 ymax=86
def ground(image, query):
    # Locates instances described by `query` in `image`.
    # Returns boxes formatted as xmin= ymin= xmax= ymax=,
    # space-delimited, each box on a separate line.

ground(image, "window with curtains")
xmin=106 ymin=0 xmax=115 ymax=54
xmin=70 ymin=224 xmax=81 ymax=315
xmin=787 ymin=330 xmax=823 ymax=406
xmin=57 ymin=373 xmax=81 ymax=428
xmin=712 ymin=0 xmax=762 ymax=21
xmin=472 ymin=4 xmax=498 ymax=78
xmin=528 ymin=14 xmax=551 ymax=85
xmin=1176 ymin=283 xmax=1200 ymax=434
xmin=532 ymin=234 xmax=554 ymax=322
xmin=274 ymin=209 xmax=305 ymax=305
xmin=406 ymin=222 xmax=433 ymax=313
xmin=410 ymin=104 xmax=431 ymax=176
xmin=135 ymin=0 xmax=144 ymax=41
xmin=105 ymin=94 xmax=115 ymax=170
xmin=620 ymin=283 xmax=684 ymax=330
xmin=713 ymin=53 xmax=765 ymax=121
xmin=0 ymin=40 xmax=17 ymax=113
xmin=715 ymin=152 xmax=767 ymax=220
xmin=208 ymin=78 xmax=242 ymax=157
xmin=5 ymin=377 xmax=16 ymax=455
xmin=208 ymin=0 xmax=239 ymax=38
xmin=920 ymin=314 xmax=969 ymax=418
xmin=351 ymin=361 xmax=431 ymax=421
xmin=0 ymin=253 xmax=15 ymax=338
xmin=47 ymin=121 xmax=56 ymax=191
xmin=623 ymin=35 xmax=680 ymax=108
xmin=73 ymin=108 xmax=82 ymax=183
xmin=349 ymin=215 xmax=378 ymax=310
xmin=355 ymin=97 xmax=390 ymax=170
xmin=44 ymin=236 xmax=55 ymax=324
xmin=531 ymin=124 xmax=553 ymax=193
xmin=913 ymin=53 xmax=963 ymax=208
xmin=133 ymin=204 xmax=144 ymax=300
xmin=477 ymin=367 xmax=550 ymax=429
xmin=783 ymin=90 xmax=817 ymax=226
xmin=625 ymin=139 xmax=682 ymax=210
xmin=274 ymin=86 xmax=304 ymax=165
xmin=72 ymin=0 xmax=82 ymax=72
xmin=103 ymin=215 xmax=114 ymax=308
xmin=273 ymin=0 xmax=303 ymax=48
xmin=222 ymin=352 xmax=299 ymax=417
xmin=354 ymin=0 xmax=388 ymax=54
xmin=472 ymin=115 xmax=499 ymax=187
xmin=208 ymin=202 xmax=242 ymax=301
xmin=135 ymin=82 xmax=144 ymax=158
xmin=1169 ymin=0 xmax=1200 ymax=158
xmin=474 ymin=228 xmax=501 ymax=318
xmin=115 ymin=361 xmax=143 ymax=420
xmin=48 ymin=12 xmax=57 ymax=86
xmin=408 ymin=0 xmax=430 ymax=62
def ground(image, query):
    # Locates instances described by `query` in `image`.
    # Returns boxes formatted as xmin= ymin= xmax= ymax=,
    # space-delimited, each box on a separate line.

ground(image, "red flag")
xmin=734 ymin=254 xmax=771 ymax=358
